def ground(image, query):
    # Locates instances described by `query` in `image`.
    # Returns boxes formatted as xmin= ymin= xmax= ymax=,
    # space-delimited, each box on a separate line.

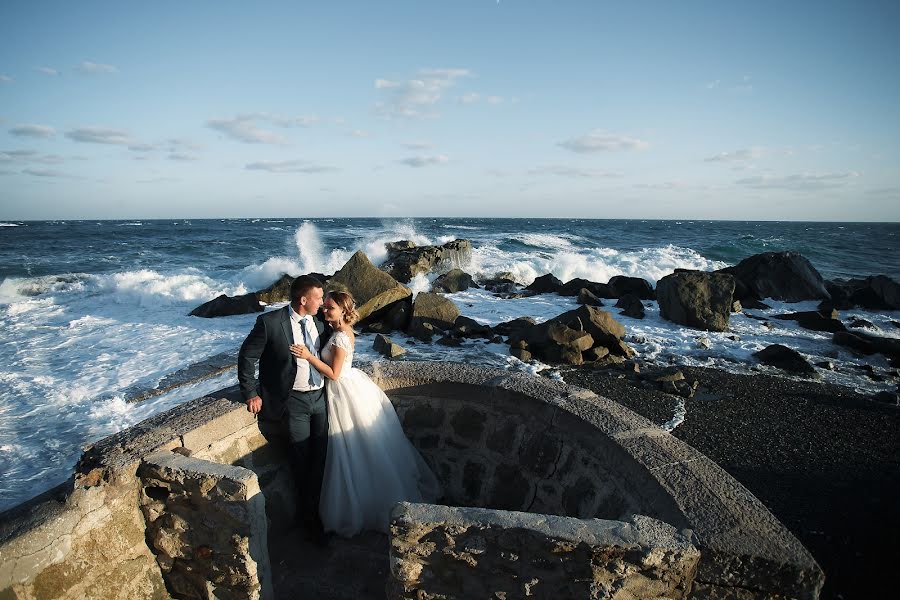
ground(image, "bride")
xmin=293 ymin=290 xmax=441 ymax=537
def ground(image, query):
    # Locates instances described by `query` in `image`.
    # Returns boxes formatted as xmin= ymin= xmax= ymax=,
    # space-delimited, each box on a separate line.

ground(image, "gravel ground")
xmin=562 ymin=364 xmax=900 ymax=600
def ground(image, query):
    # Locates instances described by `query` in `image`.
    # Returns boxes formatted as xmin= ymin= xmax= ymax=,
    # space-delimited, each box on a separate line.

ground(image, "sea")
xmin=1 ymin=218 xmax=898 ymax=512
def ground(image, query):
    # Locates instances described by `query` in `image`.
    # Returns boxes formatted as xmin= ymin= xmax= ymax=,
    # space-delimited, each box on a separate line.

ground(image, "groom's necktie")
xmin=300 ymin=317 xmax=323 ymax=387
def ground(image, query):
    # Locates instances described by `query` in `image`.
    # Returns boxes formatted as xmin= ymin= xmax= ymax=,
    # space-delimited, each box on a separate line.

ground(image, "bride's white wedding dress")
xmin=319 ymin=331 xmax=441 ymax=537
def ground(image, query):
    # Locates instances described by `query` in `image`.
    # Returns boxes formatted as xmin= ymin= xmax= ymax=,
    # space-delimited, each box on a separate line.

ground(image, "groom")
xmin=238 ymin=274 xmax=331 ymax=544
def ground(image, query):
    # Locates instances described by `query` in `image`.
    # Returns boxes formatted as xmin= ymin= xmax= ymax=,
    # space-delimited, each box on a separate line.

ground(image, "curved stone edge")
xmin=365 ymin=361 xmax=825 ymax=599
xmin=389 ymin=501 xmax=700 ymax=599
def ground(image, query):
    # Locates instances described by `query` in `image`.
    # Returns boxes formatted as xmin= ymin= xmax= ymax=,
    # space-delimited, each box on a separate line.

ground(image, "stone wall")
xmin=388 ymin=503 xmax=700 ymax=600
xmin=138 ymin=451 xmax=272 ymax=600
xmin=1 ymin=363 xmax=824 ymax=599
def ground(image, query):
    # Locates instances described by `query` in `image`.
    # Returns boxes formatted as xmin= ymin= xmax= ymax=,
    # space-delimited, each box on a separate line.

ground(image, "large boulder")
xmin=373 ymin=334 xmax=406 ymax=358
xmin=189 ymin=293 xmax=262 ymax=318
xmin=772 ymin=310 xmax=846 ymax=333
xmin=833 ymin=330 xmax=900 ymax=358
xmin=656 ymin=271 xmax=735 ymax=332
xmin=508 ymin=305 xmax=633 ymax=365
xmin=407 ymin=292 xmax=461 ymax=340
xmin=328 ymin=251 xmax=411 ymax=323
xmin=824 ymin=275 xmax=900 ymax=310
xmin=608 ymin=276 xmax=655 ymax=300
xmin=754 ymin=344 xmax=818 ymax=377
xmin=526 ymin=273 xmax=564 ymax=294
xmin=558 ymin=278 xmax=611 ymax=298
xmin=381 ymin=239 xmax=473 ymax=283
xmin=255 ymin=274 xmax=295 ymax=305
xmin=615 ymin=293 xmax=645 ymax=319
xmin=719 ymin=251 xmax=829 ymax=302
xmin=432 ymin=268 xmax=478 ymax=293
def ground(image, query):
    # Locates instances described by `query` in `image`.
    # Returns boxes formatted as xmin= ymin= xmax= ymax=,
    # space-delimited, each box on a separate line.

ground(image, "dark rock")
xmin=584 ymin=346 xmax=610 ymax=361
xmin=552 ymin=305 xmax=628 ymax=349
xmin=373 ymin=334 xmax=406 ymax=358
xmin=719 ymin=251 xmax=829 ymax=302
xmin=407 ymin=292 xmax=460 ymax=339
xmin=437 ymin=335 xmax=462 ymax=347
xmin=815 ymin=361 xmax=835 ymax=371
xmin=615 ymin=293 xmax=645 ymax=319
xmin=432 ymin=268 xmax=478 ymax=293
xmin=754 ymin=344 xmax=818 ymax=377
xmin=608 ymin=275 xmax=655 ymax=300
xmin=453 ymin=315 xmax=492 ymax=338
xmin=255 ymin=273 xmax=295 ymax=305
xmin=189 ymin=293 xmax=262 ymax=318
xmin=741 ymin=298 xmax=771 ymax=310
xmin=492 ymin=316 xmax=537 ymax=337
xmin=576 ymin=288 xmax=603 ymax=306
xmin=489 ymin=464 xmax=531 ymax=511
xmin=558 ymin=278 xmax=611 ymax=298
xmin=481 ymin=277 xmax=519 ymax=295
xmin=507 ymin=305 xmax=632 ymax=365
xmin=526 ymin=273 xmax=564 ymax=294
xmin=833 ymin=331 xmax=900 ymax=358
xmin=381 ymin=239 xmax=473 ymax=283
xmin=772 ymin=310 xmax=847 ymax=333
xmin=385 ymin=240 xmax=416 ymax=253
xmin=847 ymin=317 xmax=878 ymax=330
xmin=826 ymin=275 xmax=900 ymax=310
xmin=656 ymin=271 xmax=735 ymax=332
xmin=328 ymin=250 xmax=411 ymax=323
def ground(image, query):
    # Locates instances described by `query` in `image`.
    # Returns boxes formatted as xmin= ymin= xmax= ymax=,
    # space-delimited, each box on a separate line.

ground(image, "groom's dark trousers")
xmin=238 ymin=305 xmax=329 ymax=534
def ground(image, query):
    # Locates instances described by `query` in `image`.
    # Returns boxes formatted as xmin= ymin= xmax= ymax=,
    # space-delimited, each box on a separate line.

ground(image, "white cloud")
xmin=1 ymin=150 xmax=64 ymax=164
xmin=735 ymin=171 xmax=859 ymax=191
xmin=65 ymin=127 xmax=132 ymax=145
xmin=486 ymin=96 xmax=503 ymax=105
xmin=528 ymin=165 xmax=619 ymax=179
xmin=0 ymin=75 xmax=13 ymax=84
xmin=76 ymin=61 xmax=118 ymax=74
xmin=206 ymin=113 xmax=312 ymax=144
xmin=458 ymin=93 xmax=480 ymax=104
xmin=207 ymin=115 xmax=286 ymax=144
xmin=399 ymin=155 xmax=449 ymax=168
xmin=168 ymin=153 xmax=198 ymax=162
xmin=245 ymin=160 xmax=338 ymax=173
xmin=704 ymin=147 xmax=763 ymax=163
xmin=705 ymin=80 xmax=721 ymax=89
xmin=37 ymin=67 xmax=59 ymax=76
xmin=558 ymin=130 xmax=650 ymax=153
xmin=9 ymin=124 xmax=57 ymax=139
xmin=349 ymin=130 xmax=369 ymax=138
xmin=402 ymin=142 xmax=433 ymax=150
xmin=23 ymin=168 xmax=74 ymax=178
xmin=375 ymin=68 xmax=471 ymax=119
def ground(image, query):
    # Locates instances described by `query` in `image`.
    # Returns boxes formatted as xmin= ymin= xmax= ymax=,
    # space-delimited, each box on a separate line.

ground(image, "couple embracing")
xmin=237 ymin=275 xmax=440 ymax=543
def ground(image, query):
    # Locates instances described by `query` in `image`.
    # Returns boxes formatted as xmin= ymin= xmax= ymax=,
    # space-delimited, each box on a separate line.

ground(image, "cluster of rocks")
xmin=186 ymin=241 xmax=899 ymax=402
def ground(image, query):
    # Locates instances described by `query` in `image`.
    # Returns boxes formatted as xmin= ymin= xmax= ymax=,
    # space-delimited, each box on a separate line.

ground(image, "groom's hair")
xmin=290 ymin=275 xmax=323 ymax=303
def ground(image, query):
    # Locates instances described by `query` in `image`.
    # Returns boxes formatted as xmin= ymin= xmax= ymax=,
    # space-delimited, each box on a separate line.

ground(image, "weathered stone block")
xmin=450 ymin=406 xmax=487 ymax=442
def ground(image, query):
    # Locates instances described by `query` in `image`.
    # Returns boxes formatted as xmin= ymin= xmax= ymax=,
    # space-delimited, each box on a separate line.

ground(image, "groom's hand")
xmin=246 ymin=395 xmax=262 ymax=415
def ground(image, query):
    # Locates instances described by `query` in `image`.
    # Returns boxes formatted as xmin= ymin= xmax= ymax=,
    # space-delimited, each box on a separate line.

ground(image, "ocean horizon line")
xmin=3 ymin=216 xmax=900 ymax=225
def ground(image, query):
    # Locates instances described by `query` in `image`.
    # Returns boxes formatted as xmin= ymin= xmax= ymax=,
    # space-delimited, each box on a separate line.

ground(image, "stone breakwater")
xmin=0 ymin=362 xmax=824 ymax=599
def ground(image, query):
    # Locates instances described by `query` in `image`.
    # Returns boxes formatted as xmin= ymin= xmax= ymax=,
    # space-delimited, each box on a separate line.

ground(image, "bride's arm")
xmin=293 ymin=344 xmax=346 ymax=380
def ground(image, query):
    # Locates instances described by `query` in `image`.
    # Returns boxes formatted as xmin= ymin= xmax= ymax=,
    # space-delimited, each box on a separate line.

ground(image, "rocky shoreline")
xmin=183 ymin=238 xmax=900 ymax=598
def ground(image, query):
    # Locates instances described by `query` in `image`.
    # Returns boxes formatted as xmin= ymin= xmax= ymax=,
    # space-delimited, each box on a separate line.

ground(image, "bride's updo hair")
xmin=327 ymin=290 xmax=360 ymax=325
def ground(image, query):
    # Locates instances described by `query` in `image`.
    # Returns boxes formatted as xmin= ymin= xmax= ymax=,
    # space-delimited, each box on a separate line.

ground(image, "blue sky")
xmin=1 ymin=1 xmax=898 ymax=221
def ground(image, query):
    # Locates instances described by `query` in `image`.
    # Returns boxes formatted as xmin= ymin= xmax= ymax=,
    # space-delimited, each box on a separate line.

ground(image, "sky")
xmin=1 ymin=1 xmax=899 ymax=221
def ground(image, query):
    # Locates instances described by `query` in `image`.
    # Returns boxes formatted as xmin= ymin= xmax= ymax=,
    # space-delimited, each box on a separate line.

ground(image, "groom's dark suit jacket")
xmin=238 ymin=305 xmax=331 ymax=421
